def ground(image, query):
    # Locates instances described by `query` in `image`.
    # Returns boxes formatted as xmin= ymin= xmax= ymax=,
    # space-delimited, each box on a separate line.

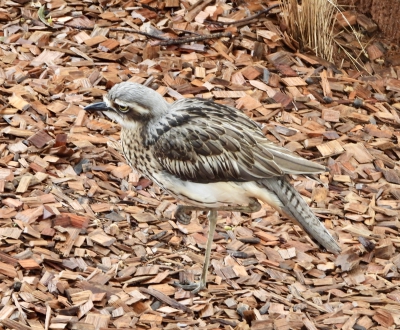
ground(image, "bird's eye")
xmin=119 ymin=105 xmax=129 ymax=112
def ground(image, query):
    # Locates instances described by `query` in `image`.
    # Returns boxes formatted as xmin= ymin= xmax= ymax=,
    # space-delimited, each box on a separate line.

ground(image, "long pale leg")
xmin=175 ymin=209 xmax=218 ymax=293
xmin=174 ymin=199 xmax=261 ymax=293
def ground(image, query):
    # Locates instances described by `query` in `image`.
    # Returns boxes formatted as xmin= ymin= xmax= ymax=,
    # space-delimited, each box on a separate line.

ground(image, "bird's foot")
xmin=175 ymin=206 xmax=193 ymax=225
xmin=173 ymin=280 xmax=205 ymax=294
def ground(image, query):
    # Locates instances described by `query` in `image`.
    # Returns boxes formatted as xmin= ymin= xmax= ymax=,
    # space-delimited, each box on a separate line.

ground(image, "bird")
xmin=84 ymin=82 xmax=341 ymax=293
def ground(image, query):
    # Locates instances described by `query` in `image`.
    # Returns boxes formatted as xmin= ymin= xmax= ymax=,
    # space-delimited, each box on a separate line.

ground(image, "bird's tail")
xmin=261 ymin=176 xmax=341 ymax=254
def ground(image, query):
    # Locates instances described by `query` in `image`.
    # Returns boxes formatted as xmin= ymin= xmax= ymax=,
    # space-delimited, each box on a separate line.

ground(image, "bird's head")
xmin=84 ymin=82 xmax=170 ymax=129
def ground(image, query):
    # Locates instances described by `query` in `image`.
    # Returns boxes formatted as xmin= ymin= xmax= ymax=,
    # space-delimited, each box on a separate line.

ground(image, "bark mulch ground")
xmin=0 ymin=1 xmax=400 ymax=329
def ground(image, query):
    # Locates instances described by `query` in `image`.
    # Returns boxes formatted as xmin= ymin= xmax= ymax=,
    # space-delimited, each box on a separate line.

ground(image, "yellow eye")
xmin=119 ymin=105 xmax=129 ymax=112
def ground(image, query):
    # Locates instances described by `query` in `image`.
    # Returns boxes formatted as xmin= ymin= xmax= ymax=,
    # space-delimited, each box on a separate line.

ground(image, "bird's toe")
xmin=173 ymin=281 xmax=205 ymax=293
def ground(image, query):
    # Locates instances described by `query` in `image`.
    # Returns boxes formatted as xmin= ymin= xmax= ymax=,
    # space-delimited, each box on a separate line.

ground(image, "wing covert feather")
xmin=151 ymin=98 xmax=325 ymax=183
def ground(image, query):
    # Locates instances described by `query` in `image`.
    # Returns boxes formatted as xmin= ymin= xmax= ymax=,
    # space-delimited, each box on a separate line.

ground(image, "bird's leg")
xmin=175 ymin=198 xmax=261 ymax=225
xmin=174 ymin=199 xmax=261 ymax=293
xmin=174 ymin=209 xmax=218 ymax=293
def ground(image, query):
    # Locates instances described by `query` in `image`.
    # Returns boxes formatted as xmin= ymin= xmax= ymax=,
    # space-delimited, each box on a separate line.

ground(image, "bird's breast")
xmin=120 ymin=129 xmax=161 ymax=179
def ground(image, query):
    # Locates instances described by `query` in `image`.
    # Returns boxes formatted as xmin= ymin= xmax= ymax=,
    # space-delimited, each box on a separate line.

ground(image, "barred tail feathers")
xmin=260 ymin=176 xmax=341 ymax=254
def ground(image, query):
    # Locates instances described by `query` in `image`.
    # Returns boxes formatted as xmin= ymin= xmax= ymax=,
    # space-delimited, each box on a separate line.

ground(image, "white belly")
xmin=152 ymin=172 xmax=283 ymax=209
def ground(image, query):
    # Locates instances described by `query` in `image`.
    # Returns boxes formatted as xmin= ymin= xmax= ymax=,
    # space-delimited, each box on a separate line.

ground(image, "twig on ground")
xmin=156 ymin=32 xmax=232 ymax=46
xmin=23 ymin=14 xmax=168 ymax=40
xmin=32 ymin=5 xmax=168 ymax=40
xmin=65 ymin=25 xmax=168 ymax=40
xmin=204 ymin=4 xmax=280 ymax=26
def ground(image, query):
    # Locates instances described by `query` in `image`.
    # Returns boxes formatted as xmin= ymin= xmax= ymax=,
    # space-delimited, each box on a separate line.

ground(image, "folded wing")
xmin=151 ymin=98 xmax=326 ymax=183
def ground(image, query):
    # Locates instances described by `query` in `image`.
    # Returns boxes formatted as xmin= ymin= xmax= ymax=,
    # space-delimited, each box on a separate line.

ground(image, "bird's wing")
xmin=150 ymin=98 xmax=325 ymax=183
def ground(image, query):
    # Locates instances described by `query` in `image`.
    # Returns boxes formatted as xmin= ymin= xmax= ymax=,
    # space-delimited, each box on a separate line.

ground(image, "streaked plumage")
xmin=84 ymin=82 xmax=341 ymax=292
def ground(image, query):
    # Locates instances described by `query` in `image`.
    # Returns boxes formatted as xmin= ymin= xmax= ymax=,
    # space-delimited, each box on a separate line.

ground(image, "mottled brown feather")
xmin=151 ymin=98 xmax=325 ymax=183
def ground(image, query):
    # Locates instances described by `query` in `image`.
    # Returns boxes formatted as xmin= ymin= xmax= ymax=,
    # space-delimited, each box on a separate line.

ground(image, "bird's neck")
xmin=120 ymin=115 xmax=162 ymax=147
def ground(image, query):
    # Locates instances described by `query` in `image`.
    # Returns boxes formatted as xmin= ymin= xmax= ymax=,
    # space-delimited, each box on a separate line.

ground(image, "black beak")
xmin=84 ymin=102 xmax=113 ymax=112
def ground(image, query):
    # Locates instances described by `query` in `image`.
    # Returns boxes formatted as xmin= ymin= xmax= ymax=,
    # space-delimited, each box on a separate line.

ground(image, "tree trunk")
xmin=338 ymin=0 xmax=400 ymax=41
